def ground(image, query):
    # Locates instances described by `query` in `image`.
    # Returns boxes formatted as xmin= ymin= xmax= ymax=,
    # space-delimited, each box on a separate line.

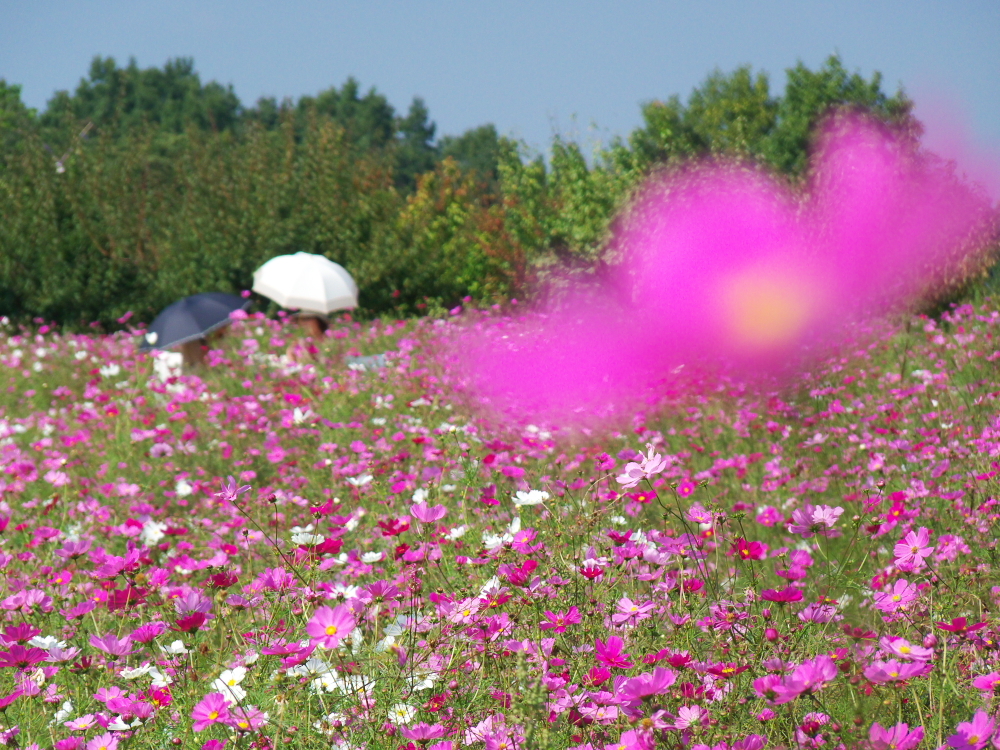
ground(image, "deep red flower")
xmin=107 ymin=586 xmax=148 ymax=611
xmin=172 ymin=612 xmax=207 ymax=633
xmin=208 ymin=571 xmax=239 ymax=589
xmin=378 ymin=518 xmax=410 ymax=537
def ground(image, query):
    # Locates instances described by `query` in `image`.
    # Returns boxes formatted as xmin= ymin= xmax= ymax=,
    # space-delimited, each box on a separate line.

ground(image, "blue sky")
xmin=2 ymin=1 xmax=998 ymax=155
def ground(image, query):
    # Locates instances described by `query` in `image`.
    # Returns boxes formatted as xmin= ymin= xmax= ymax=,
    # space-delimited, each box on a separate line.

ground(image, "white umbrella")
xmin=252 ymin=252 xmax=358 ymax=313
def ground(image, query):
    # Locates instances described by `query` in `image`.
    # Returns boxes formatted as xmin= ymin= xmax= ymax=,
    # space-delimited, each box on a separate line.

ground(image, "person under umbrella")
xmin=252 ymin=253 xmax=357 ymax=360
xmin=140 ymin=292 xmax=250 ymax=368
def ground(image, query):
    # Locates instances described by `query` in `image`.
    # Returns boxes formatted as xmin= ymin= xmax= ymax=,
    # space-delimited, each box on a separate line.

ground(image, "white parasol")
xmin=252 ymin=252 xmax=358 ymax=313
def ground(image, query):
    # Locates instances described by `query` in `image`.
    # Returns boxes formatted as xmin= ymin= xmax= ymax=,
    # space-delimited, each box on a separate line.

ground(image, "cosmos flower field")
xmin=3 ymin=303 xmax=1000 ymax=750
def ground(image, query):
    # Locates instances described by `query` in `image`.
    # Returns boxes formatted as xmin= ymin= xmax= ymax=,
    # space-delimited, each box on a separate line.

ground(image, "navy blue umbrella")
xmin=140 ymin=293 xmax=249 ymax=350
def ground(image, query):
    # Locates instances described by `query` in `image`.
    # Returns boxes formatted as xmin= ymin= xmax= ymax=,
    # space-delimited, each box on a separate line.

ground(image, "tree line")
xmin=0 ymin=55 xmax=932 ymax=327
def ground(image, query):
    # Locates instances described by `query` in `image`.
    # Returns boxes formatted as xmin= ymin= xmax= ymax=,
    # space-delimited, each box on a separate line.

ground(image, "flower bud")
xmin=765 ymin=628 xmax=779 ymax=642
xmin=923 ymin=633 xmax=938 ymax=648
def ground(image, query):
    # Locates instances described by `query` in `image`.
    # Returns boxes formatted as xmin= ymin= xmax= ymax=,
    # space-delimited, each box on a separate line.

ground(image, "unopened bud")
xmin=765 ymin=628 xmax=779 ymax=642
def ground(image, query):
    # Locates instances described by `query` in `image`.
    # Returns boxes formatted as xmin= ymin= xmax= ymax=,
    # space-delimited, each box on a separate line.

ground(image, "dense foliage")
xmin=0 ymin=55 xmax=937 ymax=327
xmin=0 ymin=302 xmax=999 ymax=748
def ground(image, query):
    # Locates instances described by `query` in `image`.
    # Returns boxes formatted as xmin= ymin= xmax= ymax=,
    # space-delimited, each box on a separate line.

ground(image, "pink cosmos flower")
xmin=771 ymin=655 xmax=838 ymax=704
xmin=795 ymin=712 xmax=831 ymax=749
xmin=946 ymin=710 xmax=995 ymax=750
xmin=617 ymin=667 xmax=677 ymax=702
xmin=787 ymin=504 xmax=843 ymax=538
xmin=88 ymin=633 xmax=134 ymax=658
xmin=863 ymin=659 xmax=932 ymax=683
xmin=0 ymin=644 xmax=47 ymax=669
xmin=731 ymin=538 xmax=768 ymax=560
xmin=672 ymin=705 xmax=706 ymax=730
xmin=760 ymin=587 xmax=803 ymax=603
xmin=605 ymin=728 xmax=654 ymax=750
xmin=972 ymin=672 xmax=1000 ymax=692
xmin=539 ymin=607 xmax=581 ymax=633
xmin=85 ymin=733 xmax=118 ymax=750
xmin=400 ymin=723 xmax=448 ymax=741
xmin=869 ymin=722 xmax=924 ymax=750
xmin=410 ymin=502 xmax=448 ymax=523
xmin=192 ymin=692 xmax=231 ymax=731
xmin=305 ymin=605 xmax=356 ymax=649
xmin=879 ymin=636 xmax=933 ymax=661
xmin=893 ymin=527 xmax=934 ymax=571
xmin=216 ymin=476 xmax=251 ymax=504
xmin=675 ymin=480 xmax=697 ymax=498
xmin=227 ymin=705 xmax=269 ymax=731
xmin=611 ymin=597 xmax=655 ymax=626
xmin=595 ymin=636 xmax=634 ymax=669
xmin=447 ymin=598 xmax=483 ymax=625
xmin=873 ymin=579 xmax=918 ymax=613
xmin=616 ymin=444 xmax=667 ymax=489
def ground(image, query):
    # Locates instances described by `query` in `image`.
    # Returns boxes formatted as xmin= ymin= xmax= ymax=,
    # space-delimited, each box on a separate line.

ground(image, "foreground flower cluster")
xmin=1 ymin=304 xmax=1000 ymax=749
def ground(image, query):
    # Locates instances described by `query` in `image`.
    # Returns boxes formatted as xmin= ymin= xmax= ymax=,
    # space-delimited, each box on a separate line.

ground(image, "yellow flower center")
xmin=209 ymin=710 xmax=219 ymax=720
xmin=900 ymin=646 xmax=910 ymax=653
xmin=325 ymin=625 xmax=338 ymax=636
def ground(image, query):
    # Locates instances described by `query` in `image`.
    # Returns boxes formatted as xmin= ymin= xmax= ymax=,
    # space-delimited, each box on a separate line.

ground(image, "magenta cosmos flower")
xmin=306 ymin=605 xmax=356 ymax=649
xmin=191 ymin=692 xmax=231 ymax=732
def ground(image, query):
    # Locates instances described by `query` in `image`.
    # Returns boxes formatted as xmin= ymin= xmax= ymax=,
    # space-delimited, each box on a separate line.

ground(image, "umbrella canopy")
xmin=140 ymin=292 xmax=249 ymax=350
xmin=252 ymin=252 xmax=358 ymax=314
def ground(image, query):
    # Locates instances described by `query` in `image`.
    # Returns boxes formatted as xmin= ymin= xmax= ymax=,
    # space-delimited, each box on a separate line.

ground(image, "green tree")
xmin=622 ymin=56 xmax=914 ymax=178
xmin=439 ymin=123 xmax=501 ymax=187
xmin=762 ymin=55 xmax=915 ymax=175
xmin=39 ymin=56 xmax=241 ymax=141
xmin=394 ymin=97 xmax=437 ymax=193
xmin=298 ymin=77 xmax=396 ymax=151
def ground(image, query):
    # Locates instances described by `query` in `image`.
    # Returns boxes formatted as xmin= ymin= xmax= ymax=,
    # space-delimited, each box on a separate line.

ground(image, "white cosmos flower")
xmin=29 ymin=635 xmax=66 ymax=650
xmin=175 ymin=480 xmax=193 ymax=497
xmin=160 ymin=640 xmax=188 ymax=655
xmin=218 ymin=666 xmax=247 ymax=685
xmin=120 ymin=663 xmax=154 ymax=680
xmin=346 ymin=474 xmax=373 ymax=487
xmin=482 ymin=516 xmax=521 ymax=551
xmin=149 ymin=667 xmax=173 ymax=687
xmin=387 ymin=702 xmax=417 ymax=725
xmin=411 ymin=488 xmax=428 ymax=503
xmin=53 ymin=700 xmax=74 ymax=722
xmin=291 ymin=531 xmax=324 ymax=545
xmin=212 ymin=680 xmax=247 ymax=704
xmin=360 ymin=551 xmax=383 ymax=564
xmin=513 ymin=489 xmax=549 ymax=507
xmin=141 ymin=520 xmax=168 ymax=546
